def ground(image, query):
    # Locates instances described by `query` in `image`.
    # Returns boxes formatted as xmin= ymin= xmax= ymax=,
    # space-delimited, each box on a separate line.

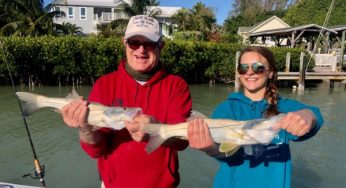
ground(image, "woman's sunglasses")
xmin=237 ymin=62 xmax=268 ymax=75
xmin=126 ymin=39 xmax=159 ymax=51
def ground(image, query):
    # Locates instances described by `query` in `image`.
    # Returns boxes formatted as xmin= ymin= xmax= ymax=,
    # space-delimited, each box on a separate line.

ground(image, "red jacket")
xmin=80 ymin=59 xmax=192 ymax=188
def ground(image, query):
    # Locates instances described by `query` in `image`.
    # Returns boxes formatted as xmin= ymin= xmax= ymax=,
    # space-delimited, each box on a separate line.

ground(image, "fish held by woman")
xmin=15 ymin=89 xmax=141 ymax=130
xmin=143 ymin=113 xmax=285 ymax=156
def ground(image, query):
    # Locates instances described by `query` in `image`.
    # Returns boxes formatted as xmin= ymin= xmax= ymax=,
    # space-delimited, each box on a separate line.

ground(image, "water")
xmin=0 ymin=83 xmax=345 ymax=188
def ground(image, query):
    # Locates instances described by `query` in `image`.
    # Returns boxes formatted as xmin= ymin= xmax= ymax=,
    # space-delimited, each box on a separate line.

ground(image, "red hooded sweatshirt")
xmin=80 ymin=59 xmax=192 ymax=188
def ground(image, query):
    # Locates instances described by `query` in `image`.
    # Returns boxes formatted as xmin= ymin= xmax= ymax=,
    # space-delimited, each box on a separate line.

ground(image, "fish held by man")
xmin=15 ymin=89 xmax=142 ymax=130
xmin=143 ymin=113 xmax=285 ymax=156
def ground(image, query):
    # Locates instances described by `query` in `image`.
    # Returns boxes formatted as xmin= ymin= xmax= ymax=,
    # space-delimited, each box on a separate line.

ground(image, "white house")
xmin=50 ymin=0 xmax=181 ymax=36
xmin=238 ymin=16 xmax=290 ymax=46
xmin=147 ymin=6 xmax=182 ymax=37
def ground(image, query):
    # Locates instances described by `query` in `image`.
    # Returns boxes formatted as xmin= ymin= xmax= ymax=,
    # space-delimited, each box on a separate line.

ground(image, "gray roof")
xmin=147 ymin=6 xmax=182 ymax=17
xmin=51 ymin=0 xmax=124 ymax=7
xmin=328 ymin=25 xmax=346 ymax=32
xmin=249 ymin=24 xmax=337 ymax=37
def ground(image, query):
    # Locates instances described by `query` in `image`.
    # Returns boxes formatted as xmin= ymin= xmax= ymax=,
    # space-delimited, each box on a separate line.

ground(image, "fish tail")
xmin=143 ymin=123 xmax=167 ymax=154
xmin=15 ymin=92 xmax=41 ymax=116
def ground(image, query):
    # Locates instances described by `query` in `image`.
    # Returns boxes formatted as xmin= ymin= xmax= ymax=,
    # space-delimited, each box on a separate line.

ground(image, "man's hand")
xmin=187 ymin=118 xmax=220 ymax=156
xmin=125 ymin=114 xmax=155 ymax=142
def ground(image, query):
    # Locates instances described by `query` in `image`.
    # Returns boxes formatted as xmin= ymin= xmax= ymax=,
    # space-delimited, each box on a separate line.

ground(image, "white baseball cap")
xmin=124 ymin=15 xmax=161 ymax=42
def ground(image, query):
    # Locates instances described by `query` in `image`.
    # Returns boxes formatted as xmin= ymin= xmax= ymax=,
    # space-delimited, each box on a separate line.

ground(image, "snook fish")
xmin=15 ymin=90 xmax=141 ymax=130
xmin=143 ymin=114 xmax=284 ymax=156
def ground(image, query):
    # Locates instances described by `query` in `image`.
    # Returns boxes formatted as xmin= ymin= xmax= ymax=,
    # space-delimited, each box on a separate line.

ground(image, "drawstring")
xmin=134 ymin=84 xmax=139 ymax=104
xmin=144 ymin=84 xmax=152 ymax=112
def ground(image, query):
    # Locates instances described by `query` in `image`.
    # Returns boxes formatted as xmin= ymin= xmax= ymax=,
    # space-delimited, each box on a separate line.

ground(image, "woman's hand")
xmin=273 ymin=109 xmax=316 ymax=137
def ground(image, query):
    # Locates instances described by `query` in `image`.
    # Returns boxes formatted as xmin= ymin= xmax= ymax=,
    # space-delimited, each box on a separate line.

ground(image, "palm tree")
xmin=172 ymin=8 xmax=191 ymax=31
xmin=59 ymin=22 xmax=83 ymax=36
xmin=172 ymin=2 xmax=216 ymax=34
xmin=120 ymin=0 xmax=161 ymax=17
xmin=97 ymin=19 xmax=129 ymax=37
xmin=0 ymin=0 xmax=64 ymax=36
xmin=190 ymin=2 xmax=216 ymax=33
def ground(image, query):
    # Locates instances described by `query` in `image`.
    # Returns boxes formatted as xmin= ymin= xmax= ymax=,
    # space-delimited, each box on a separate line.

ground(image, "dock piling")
xmin=298 ymin=52 xmax=306 ymax=91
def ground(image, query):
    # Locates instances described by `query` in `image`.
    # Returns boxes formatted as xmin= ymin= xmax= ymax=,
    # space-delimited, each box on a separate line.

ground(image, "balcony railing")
xmin=94 ymin=12 xmax=127 ymax=23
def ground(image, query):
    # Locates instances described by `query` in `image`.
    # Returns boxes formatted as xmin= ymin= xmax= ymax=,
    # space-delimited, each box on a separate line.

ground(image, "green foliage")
xmin=0 ymin=0 xmax=65 ymax=36
xmin=219 ymin=33 xmax=242 ymax=43
xmin=284 ymin=0 xmax=346 ymax=26
xmin=171 ymin=2 xmax=217 ymax=39
xmin=172 ymin=31 xmax=206 ymax=41
xmin=0 ymin=36 xmax=306 ymax=85
xmin=224 ymin=0 xmax=290 ymax=34
xmin=161 ymin=40 xmax=304 ymax=83
xmin=0 ymin=36 xmax=123 ymax=85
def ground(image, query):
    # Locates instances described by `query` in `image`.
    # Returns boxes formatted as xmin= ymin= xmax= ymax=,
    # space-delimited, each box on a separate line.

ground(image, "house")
xmin=238 ymin=16 xmax=290 ymax=46
xmin=238 ymin=16 xmax=345 ymax=51
xmin=240 ymin=17 xmax=346 ymax=71
xmin=147 ymin=6 xmax=182 ymax=37
xmin=49 ymin=0 xmax=181 ymax=36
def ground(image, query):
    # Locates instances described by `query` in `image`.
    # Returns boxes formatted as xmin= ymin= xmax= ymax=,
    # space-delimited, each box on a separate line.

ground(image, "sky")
xmin=159 ymin=0 xmax=233 ymax=25
xmin=44 ymin=0 xmax=234 ymax=25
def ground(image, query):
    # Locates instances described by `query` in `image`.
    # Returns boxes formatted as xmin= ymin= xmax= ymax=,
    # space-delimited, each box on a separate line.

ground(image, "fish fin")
xmin=143 ymin=123 xmax=167 ymax=154
xmin=219 ymin=142 xmax=240 ymax=157
xmin=15 ymin=92 xmax=40 ymax=116
xmin=21 ymin=103 xmax=40 ymax=116
xmin=66 ymin=88 xmax=80 ymax=99
xmin=187 ymin=111 xmax=208 ymax=121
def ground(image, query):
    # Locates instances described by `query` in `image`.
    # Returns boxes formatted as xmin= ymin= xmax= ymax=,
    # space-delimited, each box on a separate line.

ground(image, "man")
xmin=61 ymin=15 xmax=192 ymax=188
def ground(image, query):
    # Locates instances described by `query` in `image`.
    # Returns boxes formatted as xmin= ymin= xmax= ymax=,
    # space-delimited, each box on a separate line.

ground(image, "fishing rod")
xmin=0 ymin=40 xmax=47 ymax=188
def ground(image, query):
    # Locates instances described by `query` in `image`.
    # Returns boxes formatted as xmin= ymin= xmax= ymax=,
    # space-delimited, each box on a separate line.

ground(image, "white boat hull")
xmin=0 ymin=182 xmax=41 ymax=188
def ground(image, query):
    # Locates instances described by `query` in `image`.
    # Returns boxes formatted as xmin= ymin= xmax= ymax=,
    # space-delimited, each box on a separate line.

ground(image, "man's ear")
xmin=122 ymin=37 xmax=126 ymax=46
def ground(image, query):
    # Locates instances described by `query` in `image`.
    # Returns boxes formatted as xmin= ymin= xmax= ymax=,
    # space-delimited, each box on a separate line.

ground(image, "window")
xmin=54 ymin=6 xmax=61 ymax=18
xmin=68 ymin=7 xmax=74 ymax=19
xmin=80 ymin=7 xmax=86 ymax=20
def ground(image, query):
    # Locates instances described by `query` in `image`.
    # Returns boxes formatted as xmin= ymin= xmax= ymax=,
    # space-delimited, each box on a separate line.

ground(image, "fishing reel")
xmin=22 ymin=165 xmax=45 ymax=179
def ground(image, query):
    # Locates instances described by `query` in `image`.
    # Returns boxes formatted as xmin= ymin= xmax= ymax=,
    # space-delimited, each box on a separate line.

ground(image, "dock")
xmin=278 ymin=71 xmax=346 ymax=81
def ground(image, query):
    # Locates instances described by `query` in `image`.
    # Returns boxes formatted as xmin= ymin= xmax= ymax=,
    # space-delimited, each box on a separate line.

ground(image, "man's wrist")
xmin=79 ymin=125 xmax=101 ymax=144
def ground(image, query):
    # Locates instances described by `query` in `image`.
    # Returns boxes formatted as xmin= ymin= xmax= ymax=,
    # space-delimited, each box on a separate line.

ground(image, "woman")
xmin=188 ymin=46 xmax=323 ymax=188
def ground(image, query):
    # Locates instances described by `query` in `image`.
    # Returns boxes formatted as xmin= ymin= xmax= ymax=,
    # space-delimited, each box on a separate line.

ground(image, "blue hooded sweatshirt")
xmin=211 ymin=92 xmax=324 ymax=188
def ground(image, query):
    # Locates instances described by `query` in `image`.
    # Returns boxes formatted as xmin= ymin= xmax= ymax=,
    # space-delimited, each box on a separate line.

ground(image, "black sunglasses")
xmin=126 ymin=39 xmax=159 ymax=51
xmin=237 ymin=62 xmax=268 ymax=75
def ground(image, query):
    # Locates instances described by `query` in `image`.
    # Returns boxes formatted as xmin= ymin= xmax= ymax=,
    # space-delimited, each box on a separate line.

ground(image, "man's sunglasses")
xmin=126 ymin=39 xmax=159 ymax=51
xmin=237 ymin=62 xmax=268 ymax=75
